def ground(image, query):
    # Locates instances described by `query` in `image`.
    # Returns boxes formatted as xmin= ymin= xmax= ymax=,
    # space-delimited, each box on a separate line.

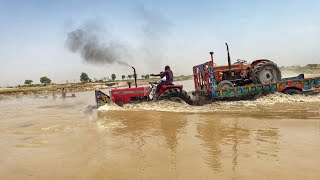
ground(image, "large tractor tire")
xmin=158 ymin=88 xmax=193 ymax=105
xmin=252 ymin=61 xmax=282 ymax=84
xmin=217 ymin=80 xmax=234 ymax=89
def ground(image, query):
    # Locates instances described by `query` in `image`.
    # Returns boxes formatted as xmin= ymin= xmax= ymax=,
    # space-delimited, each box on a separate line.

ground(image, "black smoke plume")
xmin=65 ymin=27 xmax=130 ymax=66
xmin=65 ymin=4 xmax=170 ymax=70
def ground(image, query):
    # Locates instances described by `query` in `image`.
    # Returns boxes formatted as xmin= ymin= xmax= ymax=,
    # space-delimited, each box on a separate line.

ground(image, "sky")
xmin=0 ymin=0 xmax=319 ymax=86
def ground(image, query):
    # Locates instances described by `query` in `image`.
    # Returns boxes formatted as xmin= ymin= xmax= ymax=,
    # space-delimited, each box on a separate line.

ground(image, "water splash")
xmin=97 ymin=93 xmax=320 ymax=113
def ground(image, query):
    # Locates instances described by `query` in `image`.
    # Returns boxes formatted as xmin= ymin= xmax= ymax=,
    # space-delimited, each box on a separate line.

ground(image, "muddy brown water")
xmin=0 ymin=80 xmax=320 ymax=179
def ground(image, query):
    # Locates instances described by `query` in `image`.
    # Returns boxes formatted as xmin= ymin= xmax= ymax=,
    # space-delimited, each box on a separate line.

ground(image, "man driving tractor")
xmin=150 ymin=65 xmax=173 ymax=98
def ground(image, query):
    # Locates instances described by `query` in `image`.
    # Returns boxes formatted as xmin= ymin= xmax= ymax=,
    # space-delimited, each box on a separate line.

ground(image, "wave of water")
xmin=97 ymin=93 xmax=320 ymax=113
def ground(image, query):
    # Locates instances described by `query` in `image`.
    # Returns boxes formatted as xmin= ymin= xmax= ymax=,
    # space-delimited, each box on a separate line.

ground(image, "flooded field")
xmin=0 ymin=83 xmax=320 ymax=179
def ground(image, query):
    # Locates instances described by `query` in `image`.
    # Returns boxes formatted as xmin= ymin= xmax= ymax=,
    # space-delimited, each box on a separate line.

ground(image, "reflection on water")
xmin=196 ymin=116 xmax=250 ymax=173
xmin=159 ymin=113 xmax=187 ymax=152
xmin=255 ymin=127 xmax=279 ymax=161
xmin=0 ymin=90 xmax=319 ymax=179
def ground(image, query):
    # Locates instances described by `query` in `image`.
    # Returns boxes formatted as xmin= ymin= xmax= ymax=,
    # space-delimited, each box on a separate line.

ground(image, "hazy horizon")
xmin=1 ymin=0 xmax=320 ymax=86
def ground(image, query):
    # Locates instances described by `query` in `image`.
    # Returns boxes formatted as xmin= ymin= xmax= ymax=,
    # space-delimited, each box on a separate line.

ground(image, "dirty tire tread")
xmin=252 ymin=60 xmax=281 ymax=84
xmin=158 ymin=88 xmax=193 ymax=105
xmin=163 ymin=91 xmax=169 ymax=96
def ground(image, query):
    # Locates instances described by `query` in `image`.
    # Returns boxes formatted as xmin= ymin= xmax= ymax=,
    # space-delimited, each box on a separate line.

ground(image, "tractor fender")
xmin=250 ymin=59 xmax=271 ymax=69
xmin=158 ymin=84 xmax=183 ymax=95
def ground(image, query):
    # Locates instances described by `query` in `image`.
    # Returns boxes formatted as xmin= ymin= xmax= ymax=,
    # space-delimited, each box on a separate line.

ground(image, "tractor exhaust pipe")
xmin=131 ymin=66 xmax=137 ymax=88
xmin=209 ymin=51 xmax=214 ymax=66
xmin=225 ymin=43 xmax=232 ymax=76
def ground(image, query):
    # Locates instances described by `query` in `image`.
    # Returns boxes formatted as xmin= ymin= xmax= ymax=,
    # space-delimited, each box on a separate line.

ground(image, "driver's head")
xmin=165 ymin=65 xmax=170 ymax=70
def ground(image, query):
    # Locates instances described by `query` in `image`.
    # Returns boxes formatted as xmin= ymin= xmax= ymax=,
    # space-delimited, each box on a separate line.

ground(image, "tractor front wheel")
xmin=158 ymin=88 xmax=193 ymax=105
xmin=217 ymin=80 xmax=234 ymax=89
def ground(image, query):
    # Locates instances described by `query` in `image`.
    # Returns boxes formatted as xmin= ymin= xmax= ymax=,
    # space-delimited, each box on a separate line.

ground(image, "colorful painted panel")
xmin=95 ymin=90 xmax=111 ymax=106
xmin=236 ymin=87 xmax=242 ymax=94
xmin=251 ymin=86 xmax=257 ymax=93
xmin=242 ymin=87 xmax=249 ymax=94
xmin=256 ymin=85 xmax=263 ymax=92
xmin=220 ymin=89 xmax=235 ymax=97
xmin=221 ymin=90 xmax=229 ymax=97
xmin=228 ymin=89 xmax=235 ymax=96
xmin=263 ymin=85 xmax=271 ymax=92
xmin=198 ymin=65 xmax=204 ymax=73
xmin=293 ymin=80 xmax=300 ymax=84
xmin=209 ymin=67 xmax=216 ymax=91
xmin=271 ymin=84 xmax=278 ymax=92
xmin=212 ymin=91 xmax=220 ymax=97
xmin=315 ymin=78 xmax=320 ymax=86
xmin=302 ymin=79 xmax=312 ymax=90
xmin=211 ymin=76 xmax=320 ymax=99
xmin=280 ymin=81 xmax=288 ymax=89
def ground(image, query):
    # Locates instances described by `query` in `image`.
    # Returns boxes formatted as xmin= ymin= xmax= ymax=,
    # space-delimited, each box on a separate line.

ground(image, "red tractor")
xmin=95 ymin=67 xmax=192 ymax=106
xmin=95 ymin=43 xmax=283 ymax=106
xmin=194 ymin=43 xmax=282 ymax=90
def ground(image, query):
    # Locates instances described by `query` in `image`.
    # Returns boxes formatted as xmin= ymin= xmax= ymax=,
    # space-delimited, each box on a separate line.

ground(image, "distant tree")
xmin=306 ymin=64 xmax=318 ymax=69
xmin=111 ymin=74 xmax=116 ymax=81
xmin=128 ymin=74 xmax=133 ymax=79
xmin=40 ymin=76 xmax=51 ymax=84
xmin=144 ymin=74 xmax=150 ymax=79
xmin=80 ymin=72 xmax=90 ymax=82
xmin=133 ymin=74 xmax=137 ymax=79
xmin=141 ymin=75 xmax=145 ymax=79
xmin=122 ymin=75 xmax=125 ymax=80
xmin=24 ymin=80 xmax=33 ymax=85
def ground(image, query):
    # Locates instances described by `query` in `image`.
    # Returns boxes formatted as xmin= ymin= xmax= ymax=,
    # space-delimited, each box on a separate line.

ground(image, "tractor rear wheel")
xmin=252 ymin=61 xmax=282 ymax=84
xmin=158 ymin=88 xmax=193 ymax=105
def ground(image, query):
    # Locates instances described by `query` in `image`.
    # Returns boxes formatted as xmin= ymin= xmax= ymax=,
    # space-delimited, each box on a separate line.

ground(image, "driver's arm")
xmin=150 ymin=72 xmax=165 ymax=77
xmin=150 ymin=73 xmax=160 ymax=76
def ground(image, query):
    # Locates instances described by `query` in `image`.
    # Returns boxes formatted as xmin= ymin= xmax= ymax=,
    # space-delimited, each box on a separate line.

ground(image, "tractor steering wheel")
xmin=236 ymin=59 xmax=247 ymax=63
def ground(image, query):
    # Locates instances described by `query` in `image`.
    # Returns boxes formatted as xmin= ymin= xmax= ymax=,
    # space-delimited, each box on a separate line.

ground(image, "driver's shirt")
xmin=161 ymin=70 xmax=173 ymax=84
